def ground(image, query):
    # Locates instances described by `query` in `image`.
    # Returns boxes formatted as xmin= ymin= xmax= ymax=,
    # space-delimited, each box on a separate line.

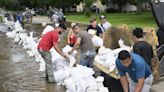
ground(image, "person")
xmin=51 ymin=12 xmax=58 ymax=27
xmin=69 ymin=24 xmax=96 ymax=68
xmin=133 ymin=28 xmax=154 ymax=70
xmin=116 ymin=50 xmax=153 ymax=92
xmin=41 ymin=22 xmax=54 ymax=35
xmin=156 ymin=28 xmax=164 ymax=48
xmin=38 ymin=26 xmax=68 ymax=83
xmin=98 ymin=15 xmax=112 ymax=32
xmin=87 ymin=17 xmax=103 ymax=38
xmin=67 ymin=23 xmax=77 ymax=47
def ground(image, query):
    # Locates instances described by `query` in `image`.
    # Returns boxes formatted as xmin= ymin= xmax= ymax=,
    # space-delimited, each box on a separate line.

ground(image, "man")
xmin=69 ymin=24 xmax=96 ymax=67
xmin=133 ymin=28 xmax=154 ymax=69
xmin=116 ymin=50 xmax=153 ymax=92
xmin=98 ymin=15 xmax=112 ymax=32
xmin=38 ymin=26 xmax=68 ymax=83
xmin=51 ymin=12 xmax=58 ymax=27
xmin=41 ymin=22 xmax=54 ymax=35
xmin=87 ymin=17 xmax=103 ymax=38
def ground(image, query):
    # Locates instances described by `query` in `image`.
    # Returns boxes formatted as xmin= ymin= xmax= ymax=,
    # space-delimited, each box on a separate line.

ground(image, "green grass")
xmin=66 ymin=12 xmax=157 ymax=28
xmin=0 ymin=16 xmax=2 ymax=22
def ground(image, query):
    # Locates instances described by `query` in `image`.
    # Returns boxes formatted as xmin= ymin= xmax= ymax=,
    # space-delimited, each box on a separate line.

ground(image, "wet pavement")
xmin=0 ymin=31 xmax=65 ymax=92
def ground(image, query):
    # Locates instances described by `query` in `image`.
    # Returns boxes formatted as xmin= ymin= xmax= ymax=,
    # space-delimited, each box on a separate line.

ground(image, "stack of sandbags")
xmin=53 ymin=65 xmax=109 ymax=92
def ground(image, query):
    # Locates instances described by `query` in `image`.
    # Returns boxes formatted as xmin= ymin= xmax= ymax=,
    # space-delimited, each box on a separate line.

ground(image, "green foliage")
xmin=0 ymin=16 xmax=3 ymax=22
xmin=66 ymin=12 xmax=156 ymax=28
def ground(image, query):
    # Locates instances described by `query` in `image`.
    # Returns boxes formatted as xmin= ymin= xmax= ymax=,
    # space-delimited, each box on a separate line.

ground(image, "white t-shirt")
xmin=98 ymin=22 xmax=112 ymax=32
xmin=42 ymin=25 xmax=54 ymax=35
xmin=52 ymin=14 xmax=58 ymax=22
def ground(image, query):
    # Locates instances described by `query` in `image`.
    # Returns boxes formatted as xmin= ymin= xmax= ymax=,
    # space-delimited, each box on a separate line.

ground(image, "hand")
xmin=63 ymin=54 xmax=69 ymax=59
xmin=68 ymin=50 xmax=73 ymax=55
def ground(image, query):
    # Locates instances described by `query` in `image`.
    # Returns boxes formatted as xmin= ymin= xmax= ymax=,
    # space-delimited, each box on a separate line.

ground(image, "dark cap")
xmin=90 ymin=17 xmax=96 ymax=22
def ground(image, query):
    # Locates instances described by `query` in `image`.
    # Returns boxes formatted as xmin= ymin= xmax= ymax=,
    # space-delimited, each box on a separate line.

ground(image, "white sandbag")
xmin=64 ymin=78 xmax=76 ymax=92
xmin=88 ymin=29 xmax=96 ymax=35
xmin=98 ymin=46 xmax=112 ymax=55
xmin=92 ymin=35 xmax=103 ymax=47
xmin=98 ymin=87 xmax=109 ymax=92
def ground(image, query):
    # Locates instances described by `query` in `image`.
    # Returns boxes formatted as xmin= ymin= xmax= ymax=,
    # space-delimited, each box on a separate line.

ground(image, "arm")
xmin=53 ymin=44 xmax=67 ymax=59
xmin=120 ymin=75 xmax=129 ymax=92
xmin=67 ymin=29 xmax=72 ymax=44
xmin=134 ymin=77 xmax=145 ymax=92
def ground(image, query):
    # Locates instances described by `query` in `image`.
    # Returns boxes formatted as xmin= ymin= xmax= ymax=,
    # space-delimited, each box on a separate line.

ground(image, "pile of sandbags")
xmin=54 ymin=65 xmax=109 ymax=92
xmin=94 ymin=39 xmax=132 ymax=72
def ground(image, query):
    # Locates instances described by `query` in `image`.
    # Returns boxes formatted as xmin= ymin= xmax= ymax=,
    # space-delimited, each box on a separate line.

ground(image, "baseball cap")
xmin=100 ymin=15 xmax=106 ymax=19
xmin=90 ymin=17 xmax=96 ymax=22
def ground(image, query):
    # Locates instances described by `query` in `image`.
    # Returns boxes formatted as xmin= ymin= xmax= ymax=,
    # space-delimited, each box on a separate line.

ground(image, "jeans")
xmin=129 ymin=74 xmax=154 ymax=92
xmin=80 ymin=51 xmax=96 ymax=68
xmin=38 ymin=50 xmax=54 ymax=83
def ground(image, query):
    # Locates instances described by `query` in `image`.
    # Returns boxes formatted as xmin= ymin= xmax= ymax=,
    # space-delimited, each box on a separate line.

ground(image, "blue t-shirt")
xmin=116 ymin=53 xmax=152 ymax=82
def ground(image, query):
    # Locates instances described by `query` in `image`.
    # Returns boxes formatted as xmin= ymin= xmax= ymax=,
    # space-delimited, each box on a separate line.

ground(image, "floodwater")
xmin=0 ymin=24 xmax=66 ymax=92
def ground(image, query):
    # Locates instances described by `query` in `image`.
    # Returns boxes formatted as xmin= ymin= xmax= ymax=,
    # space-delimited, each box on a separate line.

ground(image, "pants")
xmin=80 ymin=51 xmax=96 ymax=68
xmin=38 ymin=50 xmax=54 ymax=82
xmin=129 ymin=74 xmax=154 ymax=92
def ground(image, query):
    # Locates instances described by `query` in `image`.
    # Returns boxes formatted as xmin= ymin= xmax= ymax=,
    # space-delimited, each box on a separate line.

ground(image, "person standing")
xmin=98 ymin=15 xmax=112 ymax=32
xmin=133 ymin=28 xmax=154 ymax=70
xmin=38 ymin=27 xmax=68 ymax=83
xmin=67 ymin=23 xmax=77 ymax=47
xmin=69 ymin=24 xmax=95 ymax=68
xmin=51 ymin=12 xmax=58 ymax=27
xmin=41 ymin=22 xmax=54 ymax=35
xmin=87 ymin=17 xmax=103 ymax=38
xmin=116 ymin=50 xmax=153 ymax=92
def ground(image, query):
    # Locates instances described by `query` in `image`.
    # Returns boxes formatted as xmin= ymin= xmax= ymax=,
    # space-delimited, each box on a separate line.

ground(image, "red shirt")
xmin=69 ymin=33 xmax=76 ymax=44
xmin=38 ymin=30 xmax=59 ymax=51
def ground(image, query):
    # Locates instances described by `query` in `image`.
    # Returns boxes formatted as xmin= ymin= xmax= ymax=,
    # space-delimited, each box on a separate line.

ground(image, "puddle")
xmin=11 ymin=53 xmax=24 ymax=63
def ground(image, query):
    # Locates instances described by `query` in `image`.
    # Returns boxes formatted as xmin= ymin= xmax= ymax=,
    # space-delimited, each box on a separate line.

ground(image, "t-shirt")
xmin=98 ymin=22 xmax=112 ymax=32
xmin=42 ymin=25 xmax=54 ymax=35
xmin=116 ymin=53 xmax=152 ymax=83
xmin=133 ymin=41 xmax=154 ymax=69
xmin=157 ymin=28 xmax=164 ymax=47
xmin=87 ymin=25 xmax=103 ymax=36
xmin=77 ymin=31 xmax=95 ymax=53
xmin=69 ymin=33 xmax=76 ymax=44
xmin=52 ymin=14 xmax=58 ymax=22
xmin=38 ymin=30 xmax=59 ymax=51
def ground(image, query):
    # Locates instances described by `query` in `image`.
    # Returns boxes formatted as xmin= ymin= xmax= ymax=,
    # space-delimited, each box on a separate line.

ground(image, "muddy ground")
xmin=0 ymin=31 xmax=65 ymax=92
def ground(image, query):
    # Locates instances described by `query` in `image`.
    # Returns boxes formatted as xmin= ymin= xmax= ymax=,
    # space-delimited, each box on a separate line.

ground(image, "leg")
xmin=80 ymin=53 xmax=88 ymax=66
xmin=141 ymin=75 xmax=154 ymax=92
xmin=39 ymin=51 xmax=54 ymax=83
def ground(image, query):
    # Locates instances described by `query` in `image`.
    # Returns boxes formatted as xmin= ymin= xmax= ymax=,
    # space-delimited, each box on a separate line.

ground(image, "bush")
xmin=85 ymin=10 xmax=91 ymax=17
xmin=0 ymin=16 xmax=2 ymax=22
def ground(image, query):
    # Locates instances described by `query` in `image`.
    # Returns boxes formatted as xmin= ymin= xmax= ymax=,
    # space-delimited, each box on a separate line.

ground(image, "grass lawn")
xmin=0 ymin=16 xmax=2 ymax=22
xmin=66 ymin=12 xmax=157 ymax=28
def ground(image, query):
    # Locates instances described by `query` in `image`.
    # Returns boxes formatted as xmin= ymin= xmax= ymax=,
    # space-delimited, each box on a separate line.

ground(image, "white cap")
xmin=42 ymin=22 xmax=47 ymax=27
xmin=71 ymin=23 xmax=77 ymax=28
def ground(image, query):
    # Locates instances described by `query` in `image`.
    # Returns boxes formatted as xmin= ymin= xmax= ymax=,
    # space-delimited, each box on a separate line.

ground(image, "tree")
xmin=129 ymin=0 xmax=150 ymax=14
xmin=110 ymin=0 xmax=130 ymax=12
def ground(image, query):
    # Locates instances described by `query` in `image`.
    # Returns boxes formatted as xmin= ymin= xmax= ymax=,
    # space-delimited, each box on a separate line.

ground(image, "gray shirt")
xmin=77 ymin=31 xmax=95 ymax=53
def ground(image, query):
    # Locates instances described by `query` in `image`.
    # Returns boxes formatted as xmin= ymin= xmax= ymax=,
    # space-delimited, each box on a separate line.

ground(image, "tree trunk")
xmin=136 ymin=3 xmax=142 ymax=15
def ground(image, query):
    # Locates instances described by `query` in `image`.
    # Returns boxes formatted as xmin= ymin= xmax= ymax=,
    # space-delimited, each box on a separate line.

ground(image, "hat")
xmin=90 ymin=17 xmax=96 ymax=22
xmin=71 ymin=23 xmax=77 ymax=28
xmin=100 ymin=15 xmax=106 ymax=19
xmin=42 ymin=22 xmax=47 ymax=27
